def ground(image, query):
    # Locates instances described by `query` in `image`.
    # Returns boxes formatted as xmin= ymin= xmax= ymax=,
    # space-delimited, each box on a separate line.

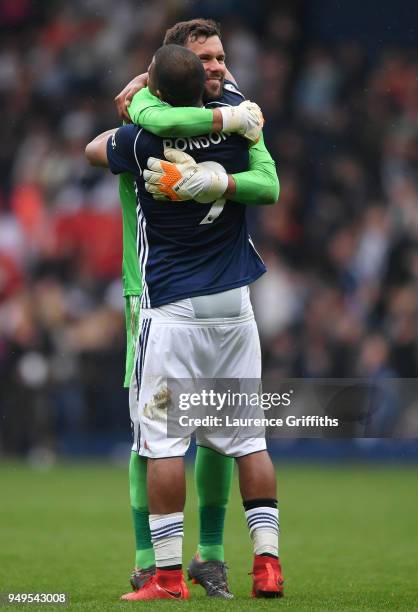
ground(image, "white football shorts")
xmin=129 ymin=286 xmax=266 ymax=458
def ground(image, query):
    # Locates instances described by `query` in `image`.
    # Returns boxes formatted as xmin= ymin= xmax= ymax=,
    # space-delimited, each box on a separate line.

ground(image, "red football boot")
xmin=251 ymin=554 xmax=284 ymax=598
xmin=121 ymin=569 xmax=190 ymax=601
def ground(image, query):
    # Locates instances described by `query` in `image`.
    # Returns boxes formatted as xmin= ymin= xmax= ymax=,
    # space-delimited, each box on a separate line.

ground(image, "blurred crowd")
xmin=0 ymin=0 xmax=417 ymax=456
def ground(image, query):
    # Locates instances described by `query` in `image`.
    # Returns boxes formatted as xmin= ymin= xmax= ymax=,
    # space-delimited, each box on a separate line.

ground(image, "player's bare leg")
xmin=147 ymin=457 xmax=186 ymax=513
xmin=237 ymin=450 xmax=276 ymax=500
xmin=121 ymin=458 xmax=189 ymax=600
xmin=236 ymin=450 xmax=284 ymax=598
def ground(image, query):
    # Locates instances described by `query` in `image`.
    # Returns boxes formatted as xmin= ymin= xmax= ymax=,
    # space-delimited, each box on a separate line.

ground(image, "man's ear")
xmin=155 ymin=89 xmax=163 ymax=100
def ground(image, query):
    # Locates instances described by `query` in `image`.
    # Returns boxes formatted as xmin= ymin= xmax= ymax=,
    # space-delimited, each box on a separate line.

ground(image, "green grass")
xmin=1 ymin=462 xmax=418 ymax=611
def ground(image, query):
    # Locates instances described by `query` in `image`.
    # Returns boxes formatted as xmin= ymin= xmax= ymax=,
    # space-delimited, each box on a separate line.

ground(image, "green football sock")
xmin=195 ymin=446 xmax=234 ymax=562
xmin=129 ymin=452 xmax=155 ymax=569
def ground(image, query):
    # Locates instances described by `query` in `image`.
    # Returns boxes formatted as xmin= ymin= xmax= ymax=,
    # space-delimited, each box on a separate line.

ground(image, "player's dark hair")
xmin=163 ymin=18 xmax=221 ymax=46
xmin=153 ymin=44 xmax=205 ymax=107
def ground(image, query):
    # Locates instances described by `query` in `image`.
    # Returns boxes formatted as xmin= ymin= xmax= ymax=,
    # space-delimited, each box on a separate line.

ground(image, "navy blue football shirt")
xmin=107 ymin=81 xmax=266 ymax=308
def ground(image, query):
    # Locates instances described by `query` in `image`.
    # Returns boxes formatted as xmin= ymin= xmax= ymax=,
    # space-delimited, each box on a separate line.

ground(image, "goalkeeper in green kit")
xmin=116 ymin=18 xmax=280 ymax=599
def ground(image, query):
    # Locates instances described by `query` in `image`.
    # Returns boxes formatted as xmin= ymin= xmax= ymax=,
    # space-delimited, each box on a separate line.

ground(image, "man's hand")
xmin=219 ymin=101 xmax=264 ymax=143
xmin=143 ymin=148 xmax=228 ymax=204
xmin=114 ymin=73 xmax=148 ymax=121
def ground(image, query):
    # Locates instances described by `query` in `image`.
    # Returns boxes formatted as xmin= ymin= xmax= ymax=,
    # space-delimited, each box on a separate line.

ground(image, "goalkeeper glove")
xmin=219 ymin=100 xmax=264 ymax=142
xmin=143 ymin=147 xmax=228 ymax=203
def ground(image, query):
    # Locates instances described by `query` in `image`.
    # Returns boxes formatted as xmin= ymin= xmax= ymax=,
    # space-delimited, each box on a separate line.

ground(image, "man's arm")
xmin=85 ymin=126 xmax=140 ymax=175
xmin=127 ymin=87 xmax=262 ymax=142
xmin=229 ymin=133 xmax=279 ymax=205
xmin=85 ymin=129 xmax=116 ymax=167
xmin=128 ymin=87 xmax=217 ymax=135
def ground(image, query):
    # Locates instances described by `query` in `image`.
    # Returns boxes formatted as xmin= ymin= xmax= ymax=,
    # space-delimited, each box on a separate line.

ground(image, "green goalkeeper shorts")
xmin=124 ymin=294 xmax=141 ymax=388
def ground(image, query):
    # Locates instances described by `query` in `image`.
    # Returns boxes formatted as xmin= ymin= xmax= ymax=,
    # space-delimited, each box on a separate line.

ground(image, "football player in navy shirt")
xmin=86 ymin=42 xmax=282 ymax=601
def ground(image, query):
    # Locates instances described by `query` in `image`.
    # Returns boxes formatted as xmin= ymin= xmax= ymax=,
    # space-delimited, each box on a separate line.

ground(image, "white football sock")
xmin=149 ymin=512 xmax=183 ymax=567
xmin=245 ymin=506 xmax=279 ymax=557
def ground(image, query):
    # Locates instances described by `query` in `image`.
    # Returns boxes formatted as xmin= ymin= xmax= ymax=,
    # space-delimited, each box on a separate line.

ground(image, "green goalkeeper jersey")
xmin=119 ymin=172 xmax=141 ymax=387
xmin=119 ymin=172 xmax=142 ymax=297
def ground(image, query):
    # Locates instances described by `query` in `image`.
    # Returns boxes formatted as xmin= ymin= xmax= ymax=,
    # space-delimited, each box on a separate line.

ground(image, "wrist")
xmin=208 ymin=171 xmax=229 ymax=202
xmin=224 ymin=175 xmax=236 ymax=197
xmin=134 ymin=72 xmax=148 ymax=87
xmin=219 ymin=106 xmax=241 ymax=133
xmin=212 ymin=109 xmax=223 ymax=133
xmin=195 ymin=161 xmax=228 ymax=203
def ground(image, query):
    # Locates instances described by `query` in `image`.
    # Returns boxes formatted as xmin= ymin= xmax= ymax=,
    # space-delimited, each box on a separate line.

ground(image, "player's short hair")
xmin=163 ymin=18 xmax=221 ymax=46
xmin=153 ymin=44 xmax=205 ymax=107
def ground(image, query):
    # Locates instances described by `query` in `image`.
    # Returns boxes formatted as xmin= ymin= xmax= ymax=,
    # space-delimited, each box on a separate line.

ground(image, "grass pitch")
xmin=1 ymin=462 xmax=418 ymax=611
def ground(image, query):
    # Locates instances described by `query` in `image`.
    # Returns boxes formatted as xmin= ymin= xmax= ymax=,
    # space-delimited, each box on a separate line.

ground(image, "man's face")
xmin=185 ymin=35 xmax=226 ymax=101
